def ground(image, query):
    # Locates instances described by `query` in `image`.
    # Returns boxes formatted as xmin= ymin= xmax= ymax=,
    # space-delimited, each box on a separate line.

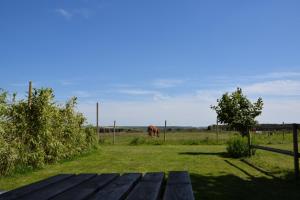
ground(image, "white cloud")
xmin=78 ymin=93 xmax=300 ymax=126
xmin=257 ymin=99 xmax=300 ymax=124
xmin=244 ymin=80 xmax=300 ymax=96
xmin=118 ymin=89 xmax=158 ymax=95
xmin=55 ymin=8 xmax=73 ymax=20
xmin=77 ymin=96 xmax=216 ymax=126
xmin=54 ymin=8 xmax=92 ymax=20
xmin=118 ymin=89 xmax=170 ymax=101
xmin=75 ymin=71 xmax=300 ymax=126
xmin=254 ymin=72 xmax=300 ymax=79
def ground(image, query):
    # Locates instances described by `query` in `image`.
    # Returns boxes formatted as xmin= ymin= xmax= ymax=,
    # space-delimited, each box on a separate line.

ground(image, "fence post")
xmin=247 ymin=129 xmax=252 ymax=156
xmin=113 ymin=120 xmax=116 ymax=145
xmin=282 ymin=122 xmax=285 ymax=142
xmin=164 ymin=120 xmax=167 ymax=142
xmin=293 ymin=123 xmax=299 ymax=179
xmin=216 ymin=118 xmax=219 ymax=144
xmin=28 ymin=81 xmax=32 ymax=108
xmin=96 ymin=102 xmax=99 ymax=140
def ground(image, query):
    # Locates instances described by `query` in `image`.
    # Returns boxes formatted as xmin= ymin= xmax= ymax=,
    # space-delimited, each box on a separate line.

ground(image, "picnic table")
xmin=0 ymin=171 xmax=194 ymax=200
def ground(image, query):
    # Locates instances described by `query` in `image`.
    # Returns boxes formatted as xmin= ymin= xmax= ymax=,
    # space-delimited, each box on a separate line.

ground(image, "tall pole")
xmin=164 ymin=120 xmax=167 ymax=142
xmin=96 ymin=102 xmax=99 ymax=140
xmin=28 ymin=81 xmax=32 ymax=108
xmin=216 ymin=117 xmax=219 ymax=144
xmin=293 ymin=123 xmax=299 ymax=179
xmin=113 ymin=120 xmax=116 ymax=145
xmin=282 ymin=122 xmax=285 ymax=142
xmin=248 ymin=129 xmax=252 ymax=156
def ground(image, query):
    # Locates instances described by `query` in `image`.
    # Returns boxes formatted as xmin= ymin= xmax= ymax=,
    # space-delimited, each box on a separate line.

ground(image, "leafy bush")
xmin=226 ymin=136 xmax=255 ymax=158
xmin=0 ymin=135 xmax=18 ymax=175
xmin=0 ymin=87 xmax=98 ymax=176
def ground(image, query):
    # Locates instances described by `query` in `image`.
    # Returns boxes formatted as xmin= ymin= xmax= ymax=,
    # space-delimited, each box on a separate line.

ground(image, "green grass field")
xmin=1 ymin=131 xmax=300 ymax=199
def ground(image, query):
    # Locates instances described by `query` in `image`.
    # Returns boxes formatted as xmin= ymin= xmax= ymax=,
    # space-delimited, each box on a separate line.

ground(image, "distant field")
xmin=100 ymin=130 xmax=298 ymax=147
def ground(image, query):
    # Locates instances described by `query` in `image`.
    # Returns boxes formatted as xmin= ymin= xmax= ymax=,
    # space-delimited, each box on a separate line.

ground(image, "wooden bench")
xmin=0 ymin=171 xmax=194 ymax=200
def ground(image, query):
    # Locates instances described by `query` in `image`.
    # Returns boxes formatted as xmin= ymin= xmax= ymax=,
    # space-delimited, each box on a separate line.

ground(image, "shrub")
xmin=0 ymin=136 xmax=18 ymax=175
xmin=0 ymin=87 xmax=98 ymax=176
xmin=226 ymin=136 xmax=255 ymax=158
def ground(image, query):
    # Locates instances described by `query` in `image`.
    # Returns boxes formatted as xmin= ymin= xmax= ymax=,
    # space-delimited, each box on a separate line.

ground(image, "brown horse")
xmin=147 ymin=125 xmax=160 ymax=137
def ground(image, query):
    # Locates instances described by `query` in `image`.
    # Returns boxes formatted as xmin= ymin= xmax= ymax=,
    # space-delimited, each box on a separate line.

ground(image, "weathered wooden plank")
xmin=163 ymin=171 xmax=194 ymax=200
xmin=125 ymin=172 xmax=164 ymax=200
xmin=18 ymin=174 xmax=96 ymax=200
xmin=251 ymin=145 xmax=295 ymax=156
xmin=87 ymin=173 xmax=142 ymax=200
xmin=0 ymin=174 xmax=73 ymax=200
xmin=52 ymin=174 xmax=119 ymax=200
xmin=166 ymin=171 xmax=191 ymax=184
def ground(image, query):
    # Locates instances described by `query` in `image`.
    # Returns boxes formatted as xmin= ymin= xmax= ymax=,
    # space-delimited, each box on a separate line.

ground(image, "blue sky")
xmin=1 ymin=0 xmax=300 ymax=126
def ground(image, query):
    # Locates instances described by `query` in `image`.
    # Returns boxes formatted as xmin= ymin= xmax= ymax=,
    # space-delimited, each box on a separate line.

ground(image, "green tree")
xmin=211 ymin=88 xmax=263 ymax=136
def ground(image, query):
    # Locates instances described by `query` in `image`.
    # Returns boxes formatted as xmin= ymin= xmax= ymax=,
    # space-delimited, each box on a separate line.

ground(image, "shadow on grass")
xmin=240 ymin=159 xmax=278 ymax=179
xmin=179 ymin=151 xmax=229 ymax=157
xmin=190 ymin=172 xmax=300 ymax=200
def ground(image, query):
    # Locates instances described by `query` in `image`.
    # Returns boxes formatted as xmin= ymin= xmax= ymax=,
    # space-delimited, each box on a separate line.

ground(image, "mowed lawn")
xmin=1 ymin=144 xmax=300 ymax=200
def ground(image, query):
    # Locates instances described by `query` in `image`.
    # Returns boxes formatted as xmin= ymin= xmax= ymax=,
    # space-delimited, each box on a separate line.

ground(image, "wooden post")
xmin=113 ymin=120 xmax=116 ymax=145
xmin=282 ymin=122 xmax=285 ymax=142
xmin=216 ymin=118 xmax=219 ymax=144
xmin=247 ymin=129 xmax=252 ymax=156
xmin=293 ymin=123 xmax=299 ymax=179
xmin=164 ymin=120 xmax=167 ymax=142
xmin=28 ymin=81 xmax=32 ymax=108
xmin=96 ymin=102 xmax=99 ymax=140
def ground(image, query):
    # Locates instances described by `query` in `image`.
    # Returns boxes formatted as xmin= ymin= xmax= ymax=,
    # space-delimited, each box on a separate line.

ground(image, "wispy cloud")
xmin=254 ymin=72 xmax=300 ymax=79
xmin=74 ymin=71 xmax=300 ymax=126
xmin=118 ymin=89 xmax=170 ymax=101
xmin=59 ymin=80 xmax=76 ymax=86
xmin=55 ymin=8 xmax=73 ymax=20
xmin=77 ymin=96 xmax=216 ymax=126
xmin=153 ymin=79 xmax=184 ymax=88
xmin=244 ymin=80 xmax=300 ymax=96
xmin=54 ymin=8 xmax=93 ymax=20
xmin=118 ymin=89 xmax=158 ymax=95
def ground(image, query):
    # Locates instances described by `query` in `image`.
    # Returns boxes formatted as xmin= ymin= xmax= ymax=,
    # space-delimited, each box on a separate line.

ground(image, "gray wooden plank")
xmin=87 ymin=173 xmax=142 ymax=200
xmin=18 ymin=174 xmax=96 ymax=200
xmin=166 ymin=171 xmax=191 ymax=184
xmin=163 ymin=171 xmax=194 ymax=200
xmin=125 ymin=172 xmax=164 ymax=200
xmin=0 ymin=174 xmax=73 ymax=200
xmin=52 ymin=174 xmax=119 ymax=200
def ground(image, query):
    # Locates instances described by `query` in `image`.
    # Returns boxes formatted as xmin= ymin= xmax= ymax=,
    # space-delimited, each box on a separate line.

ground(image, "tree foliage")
xmin=211 ymin=88 xmax=263 ymax=136
xmin=0 ymin=87 xmax=98 ymax=175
